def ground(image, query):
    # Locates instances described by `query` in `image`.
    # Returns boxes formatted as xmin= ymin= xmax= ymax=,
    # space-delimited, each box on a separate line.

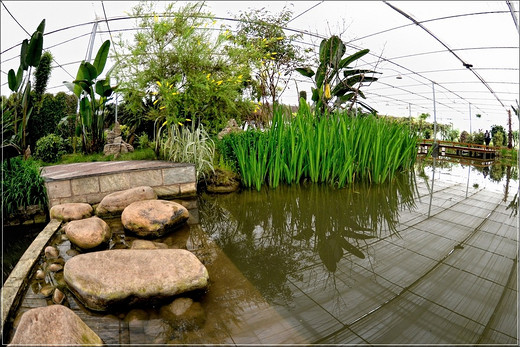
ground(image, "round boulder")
xmin=121 ymin=200 xmax=189 ymax=238
xmin=8 ymin=305 xmax=103 ymax=346
xmin=50 ymin=203 xmax=92 ymax=222
xmin=96 ymin=186 xmax=157 ymax=217
xmin=64 ymin=216 xmax=111 ymax=249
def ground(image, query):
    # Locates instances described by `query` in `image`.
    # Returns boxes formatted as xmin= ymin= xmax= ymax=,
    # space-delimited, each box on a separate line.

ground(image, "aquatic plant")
xmin=220 ymin=106 xmax=417 ymax=190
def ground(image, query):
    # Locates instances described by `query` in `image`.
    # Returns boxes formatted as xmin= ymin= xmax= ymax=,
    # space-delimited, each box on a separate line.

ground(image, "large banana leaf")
xmin=93 ymin=40 xmax=111 ymax=78
xmin=26 ymin=31 xmax=44 ymax=67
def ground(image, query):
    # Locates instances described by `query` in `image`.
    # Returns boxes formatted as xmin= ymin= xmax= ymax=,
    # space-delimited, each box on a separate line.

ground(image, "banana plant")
xmin=295 ymin=35 xmax=380 ymax=115
xmin=64 ymin=40 xmax=117 ymax=154
xmin=7 ymin=19 xmax=45 ymax=151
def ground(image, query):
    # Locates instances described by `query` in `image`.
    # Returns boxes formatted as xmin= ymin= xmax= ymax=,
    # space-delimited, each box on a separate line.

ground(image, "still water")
xmin=6 ymin=159 xmax=518 ymax=344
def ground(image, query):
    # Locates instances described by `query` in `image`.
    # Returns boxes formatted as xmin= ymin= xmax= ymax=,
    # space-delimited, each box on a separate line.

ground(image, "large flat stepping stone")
xmin=64 ymin=249 xmax=209 ymax=311
xmin=64 ymin=216 xmax=111 ymax=249
xmin=121 ymin=200 xmax=189 ymax=238
xmin=50 ymin=203 xmax=92 ymax=221
xmin=96 ymin=186 xmax=157 ymax=217
xmin=8 ymin=305 xmax=103 ymax=345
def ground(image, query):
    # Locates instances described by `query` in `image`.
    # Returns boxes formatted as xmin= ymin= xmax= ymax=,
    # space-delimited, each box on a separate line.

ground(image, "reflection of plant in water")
xmin=198 ymin=171 xmax=417 ymax=302
xmin=506 ymin=192 xmax=518 ymax=217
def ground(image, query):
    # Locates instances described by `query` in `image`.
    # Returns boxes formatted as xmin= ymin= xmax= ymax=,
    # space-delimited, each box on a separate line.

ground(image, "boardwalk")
xmin=4 ymin=163 xmax=518 ymax=345
xmin=418 ymin=139 xmax=500 ymax=159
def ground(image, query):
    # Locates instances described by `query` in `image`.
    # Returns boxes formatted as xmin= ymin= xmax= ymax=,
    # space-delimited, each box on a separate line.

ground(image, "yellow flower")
xmin=324 ymin=84 xmax=331 ymax=99
xmin=151 ymin=91 xmax=158 ymax=95
xmin=172 ymin=92 xmax=179 ymax=96
xmin=237 ymin=75 xmax=243 ymax=80
xmin=186 ymin=118 xmax=191 ymax=121
xmin=153 ymin=99 xmax=159 ymax=105
xmin=216 ymin=80 xmax=223 ymax=86
xmin=160 ymin=106 xmax=166 ymax=110
xmin=162 ymin=121 xmax=167 ymax=126
xmin=156 ymin=81 xmax=162 ymax=87
xmin=154 ymin=15 xmax=158 ymax=23
xmin=277 ymin=37 xmax=284 ymax=40
xmin=178 ymin=122 xmax=183 ymax=126
xmin=206 ymin=73 xmax=211 ymax=80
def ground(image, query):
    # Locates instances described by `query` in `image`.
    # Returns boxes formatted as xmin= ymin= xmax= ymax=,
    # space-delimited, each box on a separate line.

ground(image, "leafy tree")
xmin=115 ymin=1 xmax=252 ymax=135
xmin=232 ymin=5 xmax=306 ymax=118
xmin=491 ymin=125 xmax=507 ymax=146
xmin=28 ymin=92 xmax=77 ymax=148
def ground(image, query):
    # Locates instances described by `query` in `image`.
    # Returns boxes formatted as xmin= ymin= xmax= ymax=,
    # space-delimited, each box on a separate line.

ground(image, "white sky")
xmin=1 ymin=1 xmax=519 ymax=133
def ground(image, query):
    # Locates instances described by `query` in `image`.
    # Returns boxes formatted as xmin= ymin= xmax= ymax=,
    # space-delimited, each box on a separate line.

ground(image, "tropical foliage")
xmin=6 ymin=19 xmax=46 ymax=150
xmin=65 ymin=40 xmax=117 ymax=154
xmin=296 ymin=35 xmax=379 ymax=115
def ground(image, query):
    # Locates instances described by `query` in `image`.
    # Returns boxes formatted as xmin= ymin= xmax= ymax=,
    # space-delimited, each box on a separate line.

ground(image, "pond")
xmin=5 ymin=158 xmax=518 ymax=344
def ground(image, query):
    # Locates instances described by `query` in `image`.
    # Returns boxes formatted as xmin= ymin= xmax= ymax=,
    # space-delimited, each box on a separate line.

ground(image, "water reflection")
xmin=198 ymin=171 xmax=417 ymax=301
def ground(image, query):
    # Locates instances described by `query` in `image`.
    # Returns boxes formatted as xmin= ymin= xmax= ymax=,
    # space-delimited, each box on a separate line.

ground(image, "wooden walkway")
xmin=418 ymin=139 xmax=500 ymax=159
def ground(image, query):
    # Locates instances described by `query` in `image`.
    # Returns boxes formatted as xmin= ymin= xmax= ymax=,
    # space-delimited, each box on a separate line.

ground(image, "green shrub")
xmin=2 ymin=157 xmax=48 ymax=215
xmin=158 ymin=123 xmax=215 ymax=181
xmin=137 ymin=132 xmax=151 ymax=150
xmin=34 ymin=134 xmax=67 ymax=163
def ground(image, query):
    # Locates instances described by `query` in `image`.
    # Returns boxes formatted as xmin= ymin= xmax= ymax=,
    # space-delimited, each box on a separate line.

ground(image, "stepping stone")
xmin=50 ymin=203 xmax=92 ymax=221
xmin=96 ymin=186 xmax=157 ymax=217
xmin=8 ymin=305 xmax=103 ymax=345
xmin=64 ymin=216 xmax=111 ymax=249
xmin=121 ymin=200 xmax=189 ymax=238
xmin=64 ymin=249 xmax=209 ymax=311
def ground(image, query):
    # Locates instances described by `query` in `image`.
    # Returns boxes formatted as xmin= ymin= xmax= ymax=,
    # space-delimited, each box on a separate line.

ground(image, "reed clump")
xmin=220 ymin=105 xmax=418 ymax=190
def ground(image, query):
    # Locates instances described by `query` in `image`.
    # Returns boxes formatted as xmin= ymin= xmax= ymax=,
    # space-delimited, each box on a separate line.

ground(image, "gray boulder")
xmin=50 ymin=203 xmax=92 ymax=221
xmin=64 ymin=249 xmax=209 ymax=311
xmin=64 ymin=216 xmax=111 ymax=249
xmin=121 ymin=200 xmax=189 ymax=238
xmin=96 ymin=186 xmax=157 ymax=217
xmin=8 ymin=305 xmax=103 ymax=345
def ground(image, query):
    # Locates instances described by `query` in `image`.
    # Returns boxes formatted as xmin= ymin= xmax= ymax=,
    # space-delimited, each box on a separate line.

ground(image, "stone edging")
xmin=1 ymin=219 xmax=62 ymax=338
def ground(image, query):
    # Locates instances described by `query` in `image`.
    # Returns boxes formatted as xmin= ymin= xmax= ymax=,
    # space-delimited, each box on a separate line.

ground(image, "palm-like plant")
xmin=296 ymin=35 xmax=379 ymax=115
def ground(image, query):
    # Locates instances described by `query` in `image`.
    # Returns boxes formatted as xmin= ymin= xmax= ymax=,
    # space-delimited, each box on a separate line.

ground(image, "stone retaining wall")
xmin=42 ymin=162 xmax=196 ymax=208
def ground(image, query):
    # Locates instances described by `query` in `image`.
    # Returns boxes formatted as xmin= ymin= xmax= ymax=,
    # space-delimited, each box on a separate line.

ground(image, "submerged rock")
xmin=64 ymin=249 xmax=209 ymax=311
xmin=121 ymin=200 xmax=189 ymax=238
xmin=8 ymin=305 xmax=103 ymax=346
xmin=50 ymin=203 xmax=92 ymax=222
xmin=131 ymin=239 xmax=169 ymax=249
xmin=64 ymin=216 xmax=111 ymax=249
xmin=160 ymin=297 xmax=206 ymax=330
xmin=96 ymin=186 xmax=157 ymax=217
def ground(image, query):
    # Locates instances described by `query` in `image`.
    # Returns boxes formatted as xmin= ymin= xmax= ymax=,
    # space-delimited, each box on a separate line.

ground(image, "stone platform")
xmin=41 ymin=161 xmax=196 ymax=208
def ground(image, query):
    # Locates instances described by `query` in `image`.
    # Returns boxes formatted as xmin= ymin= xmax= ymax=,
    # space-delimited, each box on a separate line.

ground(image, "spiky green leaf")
xmin=36 ymin=19 xmax=46 ymax=33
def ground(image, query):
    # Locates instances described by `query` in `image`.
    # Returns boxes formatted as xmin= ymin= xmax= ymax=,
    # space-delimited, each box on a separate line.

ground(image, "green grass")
xmin=2 ymin=157 xmax=48 ymax=215
xmin=219 ymin=106 xmax=418 ymax=190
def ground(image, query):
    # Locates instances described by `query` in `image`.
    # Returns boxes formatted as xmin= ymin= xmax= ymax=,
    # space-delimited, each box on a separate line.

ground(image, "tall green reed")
xmin=222 ymin=105 xmax=417 ymax=190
